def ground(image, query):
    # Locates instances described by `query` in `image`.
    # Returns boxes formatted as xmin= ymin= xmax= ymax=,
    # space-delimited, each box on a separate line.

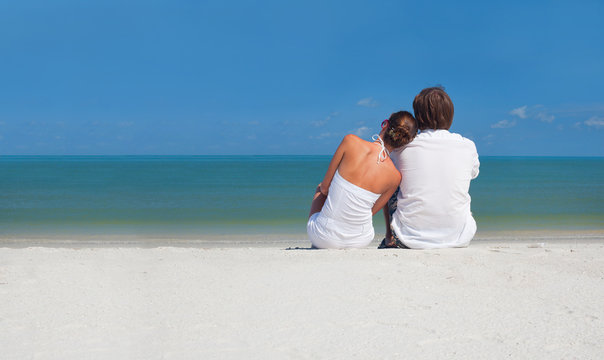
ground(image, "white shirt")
xmin=390 ymin=129 xmax=479 ymax=249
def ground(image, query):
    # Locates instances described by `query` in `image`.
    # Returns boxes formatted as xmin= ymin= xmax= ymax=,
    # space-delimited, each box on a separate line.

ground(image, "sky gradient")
xmin=1 ymin=0 xmax=603 ymax=156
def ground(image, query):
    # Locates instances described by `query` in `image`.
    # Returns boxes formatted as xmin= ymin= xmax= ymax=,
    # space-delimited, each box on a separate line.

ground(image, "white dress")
xmin=307 ymin=170 xmax=380 ymax=249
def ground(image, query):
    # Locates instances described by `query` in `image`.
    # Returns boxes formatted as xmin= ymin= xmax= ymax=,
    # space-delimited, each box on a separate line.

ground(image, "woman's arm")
xmin=371 ymin=185 xmax=396 ymax=215
xmin=371 ymin=170 xmax=401 ymax=215
xmin=319 ymin=135 xmax=352 ymax=195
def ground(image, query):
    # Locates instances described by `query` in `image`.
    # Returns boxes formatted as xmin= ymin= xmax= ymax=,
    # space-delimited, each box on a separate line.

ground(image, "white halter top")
xmin=372 ymin=134 xmax=389 ymax=164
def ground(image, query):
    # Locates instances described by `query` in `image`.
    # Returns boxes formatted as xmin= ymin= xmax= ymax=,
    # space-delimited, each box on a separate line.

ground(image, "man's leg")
xmin=379 ymin=188 xmax=403 ymax=248
xmin=378 ymin=188 xmax=410 ymax=249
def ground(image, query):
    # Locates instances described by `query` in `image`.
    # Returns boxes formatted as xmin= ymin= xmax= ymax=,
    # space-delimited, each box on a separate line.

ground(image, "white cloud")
xmin=491 ymin=119 xmax=516 ymax=129
xmin=482 ymin=134 xmax=495 ymax=145
xmin=357 ymin=97 xmax=378 ymax=108
xmin=311 ymin=118 xmax=328 ymax=127
xmin=507 ymin=105 xmax=558 ymax=124
xmin=310 ymin=132 xmax=334 ymax=140
xmin=354 ymin=126 xmax=370 ymax=137
xmin=535 ymin=112 xmax=554 ymax=123
xmin=509 ymin=106 xmax=528 ymax=119
xmin=584 ymin=116 xmax=604 ymax=128
xmin=550 ymin=104 xmax=604 ymax=116
xmin=311 ymin=112 xmax=339 ymax=127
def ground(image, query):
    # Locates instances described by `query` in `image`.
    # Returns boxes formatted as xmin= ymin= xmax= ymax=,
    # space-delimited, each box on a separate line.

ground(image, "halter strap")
xmin=371 ymin=134 xmax=389 ymax=164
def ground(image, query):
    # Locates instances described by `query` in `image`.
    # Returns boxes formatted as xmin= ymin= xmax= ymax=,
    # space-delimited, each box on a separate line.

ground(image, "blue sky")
xmin=1 ymin=0 xmax=603 ymax=156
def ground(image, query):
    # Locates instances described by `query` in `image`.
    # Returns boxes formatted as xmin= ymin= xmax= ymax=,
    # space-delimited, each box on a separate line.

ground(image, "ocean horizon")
xmin=1 ymin=155 xmax=603 ymax=242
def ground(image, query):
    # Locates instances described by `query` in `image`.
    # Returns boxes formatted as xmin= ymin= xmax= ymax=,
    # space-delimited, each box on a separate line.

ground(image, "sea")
xmin=1 ymin=156 xmax=603 ymax=244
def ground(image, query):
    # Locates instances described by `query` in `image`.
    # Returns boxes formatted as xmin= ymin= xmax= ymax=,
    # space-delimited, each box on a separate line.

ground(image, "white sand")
xmin=1 ymin=241 xmax=603 ymax=359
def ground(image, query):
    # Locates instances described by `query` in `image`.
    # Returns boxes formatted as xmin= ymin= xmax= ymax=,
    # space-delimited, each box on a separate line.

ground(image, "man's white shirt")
xmin=390 ymin=129 xmax=479 ymax=249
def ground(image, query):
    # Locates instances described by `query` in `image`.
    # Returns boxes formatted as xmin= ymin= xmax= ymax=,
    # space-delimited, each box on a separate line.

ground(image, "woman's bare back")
xmin=336 ymin=135 xmax=400 ymax=195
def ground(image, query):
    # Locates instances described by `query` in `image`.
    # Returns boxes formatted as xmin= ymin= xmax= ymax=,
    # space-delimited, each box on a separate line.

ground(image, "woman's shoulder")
xmin=385 ymin=159 xmax=402 ymax=185
xmin=342 ymin=134 xmax=364 ymax=144
xmin=340 ymin=134 xmax=370 ymax=150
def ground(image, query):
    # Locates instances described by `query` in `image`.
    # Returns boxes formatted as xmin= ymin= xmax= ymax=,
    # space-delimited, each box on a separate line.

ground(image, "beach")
xmin=3 ymin=0 xmax=604 ymax=357
xmin=2 ymin=156 xmax=603 ymax=358
xmin=2 ymin=236 xmax=603 ymax=359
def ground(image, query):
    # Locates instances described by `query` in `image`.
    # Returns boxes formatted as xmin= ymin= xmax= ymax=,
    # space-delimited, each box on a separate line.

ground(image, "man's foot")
xmin=378 ymin=238 xmax=407 ymax=249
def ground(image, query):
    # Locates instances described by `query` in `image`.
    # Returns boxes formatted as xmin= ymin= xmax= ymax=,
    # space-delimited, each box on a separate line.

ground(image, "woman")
xmin=307 ymin=111 xmax=417 ymax=249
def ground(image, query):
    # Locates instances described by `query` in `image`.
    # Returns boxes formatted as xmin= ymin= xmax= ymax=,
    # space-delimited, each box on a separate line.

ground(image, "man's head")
xmin=412 ymin=86 xmax=454 ymax=130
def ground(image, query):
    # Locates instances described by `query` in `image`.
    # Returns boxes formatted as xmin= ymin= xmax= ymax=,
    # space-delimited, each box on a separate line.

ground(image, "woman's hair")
xmin=412 ymin=86 xmax=454 ymax=130
xmin=382 ymin=111 xmax=417 ymax=148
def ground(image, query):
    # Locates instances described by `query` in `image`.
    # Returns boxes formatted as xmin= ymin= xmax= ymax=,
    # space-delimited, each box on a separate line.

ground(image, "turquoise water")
xmin=471 ymin=157 xmax=604 ymax=230
xmin=1 ymin=156 xmax=603 ymax=238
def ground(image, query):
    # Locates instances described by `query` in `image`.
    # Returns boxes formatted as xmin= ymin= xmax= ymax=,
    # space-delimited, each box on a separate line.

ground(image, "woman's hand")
xmin=319 ymin=182 xmax=329 ymax=196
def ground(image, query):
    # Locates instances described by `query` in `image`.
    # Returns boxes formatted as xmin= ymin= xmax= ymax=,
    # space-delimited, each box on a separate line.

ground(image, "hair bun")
xmin=383 ymin=111 xmax=418 ymax=149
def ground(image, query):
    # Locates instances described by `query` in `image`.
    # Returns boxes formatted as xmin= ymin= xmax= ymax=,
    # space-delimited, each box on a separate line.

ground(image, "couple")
xmin=307 ymin=87 xmax=480 ymax=249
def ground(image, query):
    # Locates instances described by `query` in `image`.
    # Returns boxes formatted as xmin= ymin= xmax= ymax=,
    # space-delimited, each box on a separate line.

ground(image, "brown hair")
xmin=412 ymin=86 xmax=454 ymax=130
xmin=383 ymin=111 xmax=417 ymax=148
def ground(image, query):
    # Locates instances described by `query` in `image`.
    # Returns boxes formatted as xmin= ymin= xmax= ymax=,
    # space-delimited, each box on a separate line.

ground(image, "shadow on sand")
xmin=285 ymin=246 xmax=318 ymax=250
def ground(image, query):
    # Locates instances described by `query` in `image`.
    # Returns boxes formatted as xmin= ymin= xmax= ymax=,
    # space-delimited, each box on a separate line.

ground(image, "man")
xmin=381 ymin=86 xmax=480 ymax=249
